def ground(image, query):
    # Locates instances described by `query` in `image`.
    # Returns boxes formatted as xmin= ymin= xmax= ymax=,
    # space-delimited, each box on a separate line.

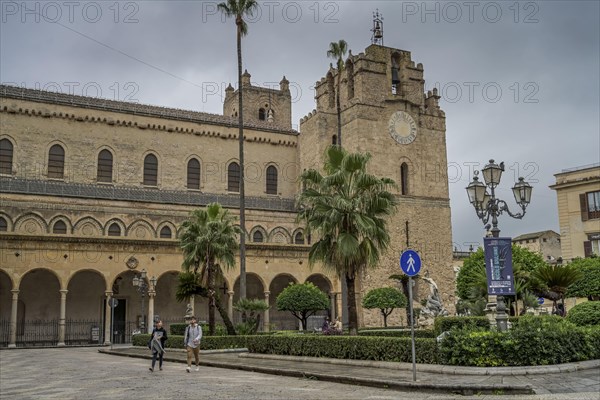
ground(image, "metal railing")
xmin=64 ymin=319 xmax=103 ymax=345
xmin=0 ymin=319 xmax=9 ymax=347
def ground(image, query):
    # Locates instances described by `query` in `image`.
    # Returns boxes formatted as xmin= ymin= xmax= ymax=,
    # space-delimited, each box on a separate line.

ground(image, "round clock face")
xmin=388 ymin=111 xmax=417 ymax=145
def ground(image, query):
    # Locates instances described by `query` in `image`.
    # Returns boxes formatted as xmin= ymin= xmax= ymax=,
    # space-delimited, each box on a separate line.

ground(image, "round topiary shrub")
xmin=567 ymin=301 xmax=600 ymax=326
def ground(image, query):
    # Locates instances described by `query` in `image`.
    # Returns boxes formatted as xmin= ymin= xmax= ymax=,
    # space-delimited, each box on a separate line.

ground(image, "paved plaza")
xmin=0 ymin=347 xmax=599 ymax=400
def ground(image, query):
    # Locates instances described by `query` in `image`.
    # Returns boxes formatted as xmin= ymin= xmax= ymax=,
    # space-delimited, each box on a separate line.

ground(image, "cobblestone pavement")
xmin=0 ymin=347 xmax=599 ymax=400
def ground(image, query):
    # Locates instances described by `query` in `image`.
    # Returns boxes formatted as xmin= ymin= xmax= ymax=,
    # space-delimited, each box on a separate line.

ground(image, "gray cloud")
xmin=1 ymin=0 xmax=598 ymax=250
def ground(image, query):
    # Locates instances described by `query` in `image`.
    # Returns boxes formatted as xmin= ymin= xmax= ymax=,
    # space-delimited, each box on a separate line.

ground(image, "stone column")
xmin=8 ymin=289 xmax=19 ymax=348
xmin=263 ymin=291 xmax=270 ymax=332
xmin=227 ymin=291 xmax=234 ymax=320
xmin=148 ymin=291 xmax=155 ymax=334
xmin=57 ymin=289 xmax=68 ymax=346
xmin=190 ymin=295 xmax=195 ymax=317
xmin=103 ymin=291 xmax=113 ymax=345
xmin=329 ymin=292 xmax=336 ymax=321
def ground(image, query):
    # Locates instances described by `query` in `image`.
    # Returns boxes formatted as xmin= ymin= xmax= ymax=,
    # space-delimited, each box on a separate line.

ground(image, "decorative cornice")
xmin=0 ymin=84 xmax=298 ymax=138
xmin=0 ymin=178 xmax=298 ymax=212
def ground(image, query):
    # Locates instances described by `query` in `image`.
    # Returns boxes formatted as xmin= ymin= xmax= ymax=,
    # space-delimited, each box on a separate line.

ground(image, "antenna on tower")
xmin=371 ymin=9 xmax=384 ymax=46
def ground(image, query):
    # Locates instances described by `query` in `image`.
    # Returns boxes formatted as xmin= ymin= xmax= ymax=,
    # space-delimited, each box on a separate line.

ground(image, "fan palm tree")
xmin=298 ymin=146 xmax=397 ymax=335
xmin=327 ymin=40 xmax=348 ymax=147
xmin=178 ymin=203 xmax=240 ymax=335
xmin=218 ymin=0 xmax=258 ymax=300
xmin=533 ymin=264 xmax=583 ymax=315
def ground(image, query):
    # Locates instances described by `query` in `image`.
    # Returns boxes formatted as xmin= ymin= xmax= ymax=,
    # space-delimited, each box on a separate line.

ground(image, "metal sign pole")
xmin=409 ymin=276 xmax=416 ymax=381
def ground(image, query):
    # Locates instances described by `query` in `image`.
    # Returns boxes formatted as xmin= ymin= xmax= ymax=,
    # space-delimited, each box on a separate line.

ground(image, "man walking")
xmin=183 ymin=316 xmax=202 ymax=372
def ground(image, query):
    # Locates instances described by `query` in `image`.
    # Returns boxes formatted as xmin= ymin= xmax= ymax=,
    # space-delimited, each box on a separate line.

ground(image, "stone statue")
xmin=184 ymin=303 xmax=193 ymax=319
xmin=418 ymin=276 xmax=449 ymax=327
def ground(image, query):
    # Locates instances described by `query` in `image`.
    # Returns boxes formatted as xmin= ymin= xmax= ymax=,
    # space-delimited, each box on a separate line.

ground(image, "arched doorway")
xmin=305 ymin=274 xmax=333 ymax=326
xmin=18 ymin=268 xmax=61 ymax=346
xmin=154 ymin=271 xmax=183 ymax=331
xmin=0 ymin=270 xmax=13 ymax=347
xmin=269 ymin=274 xmax=298 ymax=330
xmin=66 ymin=270 xmax=106 ymax=345
xmin=109 ymin=270 xmax=141 ymax=343
xmin=233 ymin=273 xmax=265 ymax=327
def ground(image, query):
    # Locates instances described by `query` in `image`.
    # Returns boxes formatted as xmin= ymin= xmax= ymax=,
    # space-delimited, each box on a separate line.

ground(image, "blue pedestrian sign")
xmin=537 ymin=297 xmax=545 ymax=305
xmin=400 ymin=249 xmax=421 ymax=276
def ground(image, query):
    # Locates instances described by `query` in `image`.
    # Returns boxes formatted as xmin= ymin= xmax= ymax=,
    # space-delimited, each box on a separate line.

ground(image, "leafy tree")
xmin=234 ymin=298 xmax=269 ymax=334
xmin=388 ymin=274 xmax=413 ymax=323
xmin=298 ymin=146 xmax=397 ymax=335
xmin=533 ymin=263 xmax=584 ymax=314
xmin=565 ymin=257 xmax=600 ymax=300
xmin=455 ymin=245 xmax=547 ymax=314
xmin=275 ymin=282 xmax=329 ymax=330
xmin=326 ymin=39 xmax=348 ymax=147
xmin=218 ymin=0 xmax=259 ymax=300
xmin=178 ymin=203 xmax=240 ymax=335
xmin=362 ymin=287 xmax=407 ymax=327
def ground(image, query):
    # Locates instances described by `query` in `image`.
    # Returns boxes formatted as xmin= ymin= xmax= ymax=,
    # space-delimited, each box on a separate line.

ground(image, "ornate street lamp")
xmin=466 ymin=160 xmax=533 ymax=331
xmin=132 ymin=269 xmax=157 ymax=333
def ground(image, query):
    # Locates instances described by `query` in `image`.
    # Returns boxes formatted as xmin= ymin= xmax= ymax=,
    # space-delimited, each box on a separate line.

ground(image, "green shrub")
xmin=433 ymin=316 xmax=490 ymax=336
xmin=170 ymin=324 xmax=187 ymax=335
xmin=566 ymin=301 xmax=600 ymax=326
xmin=358 ymin=329 xmax=435 ymax=338
xmin=583 ymin=326 xmax=600 ymax=359
xmin=132 ymin=334 xmax=249 ymax=350
xmin=439 ymin=315 xmax=597 ymax=366
xmin=246 ymin=335 xmax=438 ymax=364
xmin=170 ymin=323 xmax=227 ymax=336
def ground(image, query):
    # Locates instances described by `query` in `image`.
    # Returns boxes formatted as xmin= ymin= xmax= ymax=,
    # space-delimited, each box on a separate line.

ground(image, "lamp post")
xmin=132 ymin=269 xmax=157 ymax=333
xmin=466 ymin=159 xmax=533 ymax=331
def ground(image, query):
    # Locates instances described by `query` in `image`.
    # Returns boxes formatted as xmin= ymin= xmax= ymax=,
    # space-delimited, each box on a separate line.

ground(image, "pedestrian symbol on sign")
xmin=400 ymin=249 xmax=421 ymax=277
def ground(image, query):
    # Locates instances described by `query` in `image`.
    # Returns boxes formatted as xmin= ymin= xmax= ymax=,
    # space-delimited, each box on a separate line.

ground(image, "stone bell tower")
xmin=223 ymin=70 xmax=292 ymax=129
xmin=299 ymin=41 xmax=454 ymax=327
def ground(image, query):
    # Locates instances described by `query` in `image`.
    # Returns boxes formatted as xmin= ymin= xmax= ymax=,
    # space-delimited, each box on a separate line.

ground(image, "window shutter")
xmin=580 ymin=194 xmax=589 ymax=221
xmin=583 ymin=241 xmax=592 ymax=257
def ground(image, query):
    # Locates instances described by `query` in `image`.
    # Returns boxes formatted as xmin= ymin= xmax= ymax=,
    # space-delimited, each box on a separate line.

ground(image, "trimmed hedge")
xmin=170 ymin=323 xmax=227 ymax=336
xmin=132 ymin=334 xmax=249 ymax=350
xmin=433 ymin=316 xmax=490 ymax=336
xmin=566 ymin=301 xmax=600 ymax=327
xmin=246 ymin=335 xmax=439 ymax=364
xmin=439 ymin=315 xmax=598 ymax=366
xmin=358 ymin=329 xmax=435 ymax=338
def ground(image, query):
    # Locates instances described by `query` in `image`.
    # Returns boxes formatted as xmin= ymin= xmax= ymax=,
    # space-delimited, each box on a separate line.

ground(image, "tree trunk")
xmin=237 ymin=21 xmax=247 ymax=301
xmin=207 ymin=259 xmax=216 ymax=336
xmin=382 ymin=311 xmax=388 ymax=328
xmin=336 ymin=71 xmax=342 ymax=147
xmin=346 ymin=272 xmax=358 ymax=335
xmin=214 ymin=295 xmax=236 ymax=335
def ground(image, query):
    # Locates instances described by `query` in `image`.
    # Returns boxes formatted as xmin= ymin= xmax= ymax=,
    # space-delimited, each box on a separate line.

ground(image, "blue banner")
xmin=483 ymin=237 xmax=515 ymax=295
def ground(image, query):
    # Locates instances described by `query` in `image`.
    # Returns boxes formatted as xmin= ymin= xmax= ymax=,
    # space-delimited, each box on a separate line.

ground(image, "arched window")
xmin=266 ymin=165 xmax=278 ymax=195
xmin=332 ymin=135 xmax=337 ymax=146
xmin=400 ymin=162 xmax=409 ymax=195
xmin=294 ymin=232 xmax=305 ymax=245
xmin=160 ymin=226 xmax=172 ymax=239
xmin=187 ymin=158 xmax=201 ymax=190
xmin=143 ymin=154 xmax=158 ymax=186
xmin=53 ymin=220 xmax=67 ymax=234
xmin=108 ymin=223 xmax=121 ymax=236
xmin=97 ymin=149 xmax=113 ymax=183
xmin=0 ymin=217 xmax=7 ymax=232
xmin=0 ymin=139 xmax=14 ymax=175
xmin=48 ymin=144 xmax=65 ymax=179
xmin=258 ymin=108 xmax=266 ymax=121
xmin=228 ymin=162 xmax=240 ymax=192
xmin=253 ymin=231 xmax=264 ymax=243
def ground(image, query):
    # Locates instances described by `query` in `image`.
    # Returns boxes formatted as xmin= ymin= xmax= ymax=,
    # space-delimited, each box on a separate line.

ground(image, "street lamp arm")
xmin=497 ymin=199 xmax=526 ymax=220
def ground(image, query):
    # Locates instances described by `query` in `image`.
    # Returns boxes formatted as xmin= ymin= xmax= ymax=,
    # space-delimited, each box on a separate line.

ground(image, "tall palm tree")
xmin=327 ymin=40 xmax=348 ymax=147
xmin=218 ymin=0 xmax=258 ymax=300
xmin=533 ymin=264 xmax=583 ymax=315
xmin=298 ymin=146 xmax=397 ymax=335
xmin=179 ymin=203 xmax=241 ymax=335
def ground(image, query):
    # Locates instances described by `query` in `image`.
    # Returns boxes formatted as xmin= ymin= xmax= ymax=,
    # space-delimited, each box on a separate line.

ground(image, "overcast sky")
xmin=1 ymin=1 xmax=599 ymax=252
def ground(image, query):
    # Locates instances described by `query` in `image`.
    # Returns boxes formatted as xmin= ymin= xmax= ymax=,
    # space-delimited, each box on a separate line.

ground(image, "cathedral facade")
xmin=0 ymin=43 xmax=454 ymax=347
